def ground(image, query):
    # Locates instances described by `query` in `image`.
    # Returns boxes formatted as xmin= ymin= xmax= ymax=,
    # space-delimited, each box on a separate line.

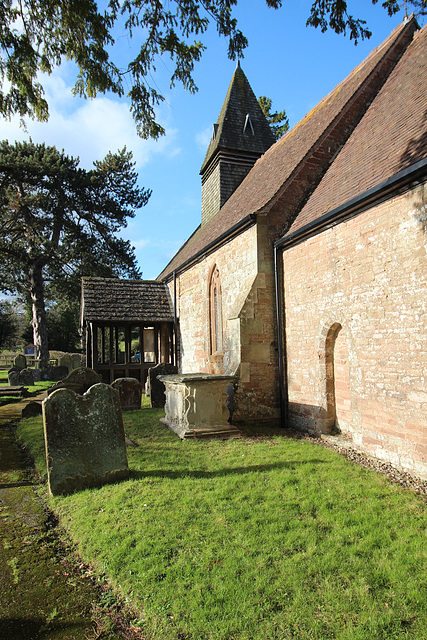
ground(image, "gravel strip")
xmin=300 ymin=432 xmax=427 ymax=500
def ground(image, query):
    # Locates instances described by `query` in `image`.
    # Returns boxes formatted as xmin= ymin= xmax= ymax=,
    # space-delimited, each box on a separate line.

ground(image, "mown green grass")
xmin=18 ymin=409 xmax=427 ymax=640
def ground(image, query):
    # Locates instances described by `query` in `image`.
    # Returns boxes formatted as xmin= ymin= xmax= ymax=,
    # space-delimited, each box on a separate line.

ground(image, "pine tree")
xmin=258 ymin=96 xmax=289 ymax=141
xmin=0 ymin=141 xmax=150 ymax=366
xmin=0 ymin=1 xmax=420 ymax=138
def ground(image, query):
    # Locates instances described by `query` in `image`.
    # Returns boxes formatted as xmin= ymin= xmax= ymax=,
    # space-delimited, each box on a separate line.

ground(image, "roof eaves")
xmin=275 ymin=157 xmax=427 ymax=251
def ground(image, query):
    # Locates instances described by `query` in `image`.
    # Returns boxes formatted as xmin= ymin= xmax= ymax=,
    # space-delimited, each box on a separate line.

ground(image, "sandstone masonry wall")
xmin=282 ymin=182 xmax=427 ymax=477
xmin=173 ymin=224 xmax=258 ymax=375
xmin=168 ymin=216 xmax=281 ymax=423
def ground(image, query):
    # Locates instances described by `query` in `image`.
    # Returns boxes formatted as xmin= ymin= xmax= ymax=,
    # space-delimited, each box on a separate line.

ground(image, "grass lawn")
xmin=17 ymin=407 xmax=427 ymax=640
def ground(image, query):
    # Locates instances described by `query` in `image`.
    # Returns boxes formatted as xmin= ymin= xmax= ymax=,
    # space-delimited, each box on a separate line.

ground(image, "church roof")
xmin=158 ymin=17 xmax=417 ymax=281
xmin=200 ymin=62 xmax=275 ymax=174
xmin=81 ymin=278 xmax=174 ymax=323
xmin=284 ymin=22 xmax=427 ymax=238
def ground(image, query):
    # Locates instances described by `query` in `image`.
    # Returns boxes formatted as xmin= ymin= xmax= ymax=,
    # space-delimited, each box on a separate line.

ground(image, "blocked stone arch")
xmin=316 ymin=316 xmax=360 ymax=435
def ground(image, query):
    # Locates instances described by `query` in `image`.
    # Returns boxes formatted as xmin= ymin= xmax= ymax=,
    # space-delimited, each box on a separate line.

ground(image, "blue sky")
xmin=0 ymin=2 xmax=412 ymax=279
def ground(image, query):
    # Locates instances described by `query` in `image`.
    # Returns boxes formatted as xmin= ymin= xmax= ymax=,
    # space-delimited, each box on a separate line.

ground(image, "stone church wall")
xmin=169 ymin=216 xmax=281 ymax=423
xmin=282 ymin=182 xmax=427 ymax=478
xmin=172 ymin=224 xmax=258 ymax=375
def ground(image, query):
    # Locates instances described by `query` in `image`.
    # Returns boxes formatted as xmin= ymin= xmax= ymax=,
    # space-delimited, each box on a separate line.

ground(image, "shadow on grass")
xmin=129 ymin=458 xmax=326 ymax=480
xmin=0 ymin=618 xmax=87 ymax=640
xmin=0 ymin=481 xmax=34 ymax=489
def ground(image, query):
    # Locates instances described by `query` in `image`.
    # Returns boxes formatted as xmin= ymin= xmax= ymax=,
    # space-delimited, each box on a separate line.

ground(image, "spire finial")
xmin=236 ymin=59 xmax=241 ymax=70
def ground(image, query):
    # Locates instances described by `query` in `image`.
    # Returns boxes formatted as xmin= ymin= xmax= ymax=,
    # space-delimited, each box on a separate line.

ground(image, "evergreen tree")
xmin=0 ymin=1 xmax=420 ymax=138
xmin=258 ymin=96 xmax=289 ymax=141
xmin=0 ymin=141 xmax=150 ymax=366
xmin=0 ymin=301 xmax=19 ymax=350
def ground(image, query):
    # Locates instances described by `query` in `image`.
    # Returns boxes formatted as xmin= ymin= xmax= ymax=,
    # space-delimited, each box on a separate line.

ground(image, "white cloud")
xmin=0 ymin=69 xmax=180 ymax=170
xmin=195 ymin=125 xmax=213 ymax=151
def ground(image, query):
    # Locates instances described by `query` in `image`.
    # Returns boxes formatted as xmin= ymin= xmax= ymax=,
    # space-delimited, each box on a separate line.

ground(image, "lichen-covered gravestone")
xmin=8 ymin=368 xmax=34 ymax=387
xmin=59 ymin=353 xmax=82 ymax=373
xmin=41 ymin=366 xmax=69 ymax=382
xmin=13 ymin=354 xmax=26 ymax=372
xmin=47 ymin=367 xmax=102 ymax=396
xmin=111 ymin=378 xmax=143 ymax=410
xmin=43 ymin=383 xmax=129 ymax=496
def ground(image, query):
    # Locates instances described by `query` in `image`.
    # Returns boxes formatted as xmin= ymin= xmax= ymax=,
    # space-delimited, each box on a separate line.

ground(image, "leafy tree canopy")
xmin=0 ymin=0 xmax=423 ymax=139
xmin=258 ymin=95 xmax=289 ymax=140
xmin=0 ymin=140 xmax=150 ymax=364
xmin=0 ymin=300 xmax=19 ymax=350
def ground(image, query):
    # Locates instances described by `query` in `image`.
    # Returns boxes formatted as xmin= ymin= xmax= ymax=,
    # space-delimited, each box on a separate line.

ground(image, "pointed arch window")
xmin=209 ymin=266 xmax=223 ymax=354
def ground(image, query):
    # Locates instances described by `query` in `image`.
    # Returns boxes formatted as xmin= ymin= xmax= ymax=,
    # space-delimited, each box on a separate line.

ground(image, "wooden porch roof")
xmin=81 ymin=277 xmax=174 ymax=324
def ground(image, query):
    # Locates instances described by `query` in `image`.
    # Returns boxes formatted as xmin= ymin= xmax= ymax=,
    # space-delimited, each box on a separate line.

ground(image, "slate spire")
xmin=200 ymin=64 xmax=275 ymax=226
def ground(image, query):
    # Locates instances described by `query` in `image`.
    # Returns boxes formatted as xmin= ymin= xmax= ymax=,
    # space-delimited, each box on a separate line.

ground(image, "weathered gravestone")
xmin=41 ymin=366 xmax=69 ymax=382
xmin=7 ymin=368 xmax=18 ymax=386
xmin=59 ymin=353 xmax=82 ymax=373
xmin=43 ymin=383 xmax=129 ymax=496
xmin=22 ymin=401 xmax=43 ymax=419
xmin=8 ymin=368 xmax=34 ymax=387
xmin=13 ymin=354 xmax=27 ymax=372
xmin=47 ymin=367 xmax=101 ymax=395
xmin=147 ymin=363 xmax=178 ymax=408
xmin=111 ymin=378 xmax=143 ymax=410
xmin=32 ymin=368 xmax=42 ymax=382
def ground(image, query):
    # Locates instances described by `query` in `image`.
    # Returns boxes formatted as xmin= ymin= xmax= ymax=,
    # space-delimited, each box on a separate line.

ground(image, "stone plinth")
xmin=158 ymin=373 xmax=239 ymax=439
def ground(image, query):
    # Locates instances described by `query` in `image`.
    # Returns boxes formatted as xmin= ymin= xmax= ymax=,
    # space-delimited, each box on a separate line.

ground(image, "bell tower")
xmin=200 ymin=62 xmax=275 ymax=226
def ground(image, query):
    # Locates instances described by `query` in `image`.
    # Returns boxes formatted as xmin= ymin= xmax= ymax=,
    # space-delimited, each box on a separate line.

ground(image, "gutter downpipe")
xmin=173 ymin=270 xmax=178 ymax=367
xmin=274 ymin=244 xmax=288 ymax=429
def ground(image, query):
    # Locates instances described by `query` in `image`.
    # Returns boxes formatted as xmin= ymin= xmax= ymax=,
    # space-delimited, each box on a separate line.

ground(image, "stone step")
xmin=181 ymin=426 xmax=241 ymax=440
xmin=0 ymin=386 xmax=28 ymax=398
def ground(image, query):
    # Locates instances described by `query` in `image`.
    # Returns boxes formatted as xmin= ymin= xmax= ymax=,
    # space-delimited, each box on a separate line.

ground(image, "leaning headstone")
xmin=13 ymin=354 xmax=26 ymax=372
xmin=41 ymin=366 xmax=69 ymax=382
xmin=111 ymin=378 xmax=143 ymax=410
xmin=8 ymin=371 xmax=19 ymax=386
xmin=22 ymin=401 xmax=43 ymax=419
xmin=47 ymin=367 xmax=102 ymax=396
xmin=43 ymin=383 xmax=129 ymax=496
xmin=17 ymin=368 xmax=34 ymax=386
xmin=148 ymin=363 xmax=178 ymax=408
xmin=8 ymin=368 xmax=34 ymax=386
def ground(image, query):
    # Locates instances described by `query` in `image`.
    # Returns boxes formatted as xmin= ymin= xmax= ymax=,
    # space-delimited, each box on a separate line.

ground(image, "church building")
xmin=82 ymin=16 xmax=427 ymax=477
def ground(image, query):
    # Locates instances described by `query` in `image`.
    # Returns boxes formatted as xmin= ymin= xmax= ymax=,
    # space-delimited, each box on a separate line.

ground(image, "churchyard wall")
xmin=282 ymin=182 xmax=427 ymax=477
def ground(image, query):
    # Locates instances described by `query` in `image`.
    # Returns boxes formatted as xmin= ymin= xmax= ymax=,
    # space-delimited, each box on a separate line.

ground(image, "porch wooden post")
xmin=154 ymin=324 xmax=159 ymax=364
xmin=91 ymin=323 xmax=98 ymax=371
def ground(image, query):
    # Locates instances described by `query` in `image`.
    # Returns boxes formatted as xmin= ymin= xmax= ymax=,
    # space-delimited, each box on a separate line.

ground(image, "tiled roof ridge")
xmin=283 ymin=20 xmax=427 ymax=238
xmin=82 ymin=276 xmax=164 ymax=284
xmin=243 ymin=17 xmax=417 ymax=215
xmin=156 ymin=17 xmax=417 ymax=280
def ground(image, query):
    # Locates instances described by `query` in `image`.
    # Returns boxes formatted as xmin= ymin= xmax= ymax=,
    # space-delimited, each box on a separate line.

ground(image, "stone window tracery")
xmin=209 ymin=266 xmax=223 ymax=355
